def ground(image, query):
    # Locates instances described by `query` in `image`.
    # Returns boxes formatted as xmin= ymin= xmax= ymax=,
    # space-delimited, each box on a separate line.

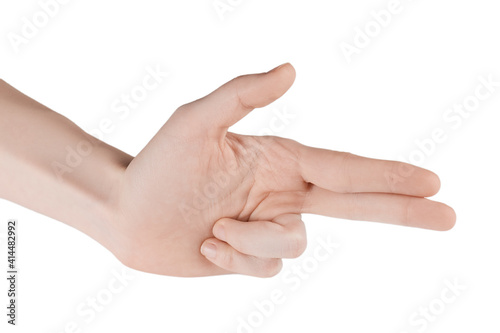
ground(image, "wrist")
xmin=72 ymin=140 xmax=132 ymax=251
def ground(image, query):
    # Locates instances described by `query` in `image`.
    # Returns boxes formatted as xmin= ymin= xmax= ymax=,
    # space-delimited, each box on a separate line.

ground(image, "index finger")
xmin=298 ymin=145 xmax=441 ymax=197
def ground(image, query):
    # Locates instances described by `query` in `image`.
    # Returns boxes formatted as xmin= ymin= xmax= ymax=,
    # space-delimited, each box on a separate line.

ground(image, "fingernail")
xmin=213 ymin=223 xmax=226 ymax=241
xmin=201 ymin=242 xmax=217 ymax=259
xmin=268 ymin=62 xmax=288 ymax=73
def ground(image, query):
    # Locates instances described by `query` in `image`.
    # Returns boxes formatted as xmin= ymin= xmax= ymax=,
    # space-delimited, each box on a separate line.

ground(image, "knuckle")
xmin=218 ymin=247 xmax=235 ymax=270
xmin=347 ymin=192 xmax=361 ymax=221
xmin=172 ymin=103 xmax=198 ymax=123
xmin=173 ymin=104 xmax=191 ymax=117
xmin=259 ymin=259 xmax=283 ymax=278
xmin=287 ymin=229 xmax=307 ymax=258
xmin=176 ymin=102 xmax=195 ymax=113
xmin=339 ymin=152 xmax=354 ymax=193
xmin=402 ymin=196 xmax=413 ymax=227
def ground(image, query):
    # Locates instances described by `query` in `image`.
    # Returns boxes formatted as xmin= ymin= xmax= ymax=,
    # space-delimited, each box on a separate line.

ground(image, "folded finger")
xmin=212 ymin=214 xmax=307 ymax=258
xmin=200 ymin=238 xmax=283 ymax=277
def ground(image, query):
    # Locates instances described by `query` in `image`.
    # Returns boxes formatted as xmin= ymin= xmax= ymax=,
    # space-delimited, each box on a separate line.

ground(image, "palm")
xmin=215 ymin=134 xmax=307 ymax=221
xmin=113 ymin=131 xmax=303 ymax=275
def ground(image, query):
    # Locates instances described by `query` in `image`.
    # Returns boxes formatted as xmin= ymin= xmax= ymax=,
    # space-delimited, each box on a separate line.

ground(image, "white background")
xmin=1 ymin=0 xmax=499 ymax=332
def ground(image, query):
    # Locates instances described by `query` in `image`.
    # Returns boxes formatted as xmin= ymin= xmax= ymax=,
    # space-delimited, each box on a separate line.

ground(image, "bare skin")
xmin=0 ymin=64 xmax=456 ymax=277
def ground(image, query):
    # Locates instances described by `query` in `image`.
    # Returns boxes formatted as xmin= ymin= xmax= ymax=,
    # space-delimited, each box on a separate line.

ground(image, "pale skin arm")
xmin=0 ymin=64 xmax=456 ymax=277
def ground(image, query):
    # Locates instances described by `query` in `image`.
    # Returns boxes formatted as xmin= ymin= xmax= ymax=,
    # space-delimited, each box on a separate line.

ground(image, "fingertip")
xmin=411 ymin=199 xmax=456 ymax=231
xmin=437 ymin=204 xmax=456 ymax=231
xmin=269 ymin=62 xmax=296 ymax=84
xmin=280 ymin=62 xmax=296 ymax=77
xmin=426 ymin=171 xmax=441 ymax=197
xmin=200 ymin=240 xmax=217 ymax=260
xmin=268 ymin=62 xmax=290 ymax=72
xmin=212 ymin=219 xmax=227 ymax=242
xmin=424 ymin=202 xmax=456 ymax=231
xmin=413 ymin=167 xmax=442 ymax=197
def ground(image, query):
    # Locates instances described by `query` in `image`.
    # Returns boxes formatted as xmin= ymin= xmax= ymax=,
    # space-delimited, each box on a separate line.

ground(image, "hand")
xmin=108 ymin=63 xmax=455 ymax=277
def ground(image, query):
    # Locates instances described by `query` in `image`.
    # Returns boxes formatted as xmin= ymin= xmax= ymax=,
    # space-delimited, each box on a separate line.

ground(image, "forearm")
xmin=0 ymin=79 xmax=132 ymax=246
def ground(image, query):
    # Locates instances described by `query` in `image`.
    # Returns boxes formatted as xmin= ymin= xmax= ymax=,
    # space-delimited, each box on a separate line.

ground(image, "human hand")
xmin=107 ymin=63 xmax=455 ymax=277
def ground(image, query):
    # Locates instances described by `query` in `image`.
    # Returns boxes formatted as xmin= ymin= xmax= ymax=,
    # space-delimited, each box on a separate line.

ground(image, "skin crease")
xmin=0 ymin=64 xmax=456 ymax=278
